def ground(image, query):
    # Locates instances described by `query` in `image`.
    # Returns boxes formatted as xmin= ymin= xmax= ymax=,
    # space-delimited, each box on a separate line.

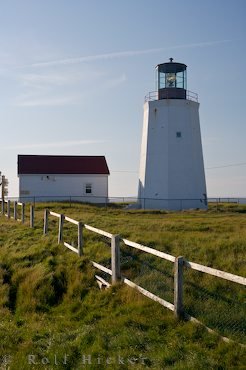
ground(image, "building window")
xmin=85 ymin=183 xmax=92 ymax=194
xmin=176 ymin=131 xmax=182 ymax=138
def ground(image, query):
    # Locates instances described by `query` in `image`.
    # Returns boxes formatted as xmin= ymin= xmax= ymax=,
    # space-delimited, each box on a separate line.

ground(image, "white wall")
xmin=19 ymin=174 xmax=108 ymax=203
xmin=138 ymin=99 xmax=207 ymax=210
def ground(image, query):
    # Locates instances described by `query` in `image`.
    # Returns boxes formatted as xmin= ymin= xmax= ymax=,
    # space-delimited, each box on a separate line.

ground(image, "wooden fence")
xmin=1 ymin=199 xmax=34 ymax=228
xmin=40 ymin=209 xmax=246 ymax=322
xmin=0 ymin=200 xmax=246 ymax=344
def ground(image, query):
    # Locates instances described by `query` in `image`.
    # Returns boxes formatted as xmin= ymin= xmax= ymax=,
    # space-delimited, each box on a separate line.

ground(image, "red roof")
xmin=18 ymin=155 xmax=110 ymax=175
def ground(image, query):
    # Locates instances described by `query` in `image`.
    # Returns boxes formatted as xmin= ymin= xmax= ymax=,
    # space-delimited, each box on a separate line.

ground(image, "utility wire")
xmin=206 ymin=162 xmax=246 ymax=170
xmin=111 ymin=162 xmax=246 ymax=174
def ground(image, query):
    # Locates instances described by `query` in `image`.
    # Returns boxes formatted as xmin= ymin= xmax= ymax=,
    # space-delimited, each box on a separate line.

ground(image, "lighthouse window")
xmin=176 ymin=132 xmax=182 ymax=138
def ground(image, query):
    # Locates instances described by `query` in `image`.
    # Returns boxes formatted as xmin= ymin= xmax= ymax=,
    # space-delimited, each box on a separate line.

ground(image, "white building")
xmin=18 ymin=155 xmax=110 ymax=203
xmin=138 ymin=59 xmax=207 ymax=210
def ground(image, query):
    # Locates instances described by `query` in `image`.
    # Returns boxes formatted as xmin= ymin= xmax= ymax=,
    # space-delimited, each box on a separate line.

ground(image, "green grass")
xmin=0 ymin=202 xmax=245 ymax=369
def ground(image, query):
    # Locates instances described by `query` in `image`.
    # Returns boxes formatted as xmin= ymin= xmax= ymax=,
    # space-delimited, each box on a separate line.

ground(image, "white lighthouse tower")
xmin=138 ymin=58 xmax=207 ymax=210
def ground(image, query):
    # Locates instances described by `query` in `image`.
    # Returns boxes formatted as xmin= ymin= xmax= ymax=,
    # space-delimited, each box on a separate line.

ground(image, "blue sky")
xmin=0 ymin=0 xmax=246 ymax=197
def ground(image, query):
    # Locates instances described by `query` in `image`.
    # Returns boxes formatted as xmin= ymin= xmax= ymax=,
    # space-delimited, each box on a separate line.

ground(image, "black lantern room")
xmin=156 ymin=58 xmax=187 ymax=100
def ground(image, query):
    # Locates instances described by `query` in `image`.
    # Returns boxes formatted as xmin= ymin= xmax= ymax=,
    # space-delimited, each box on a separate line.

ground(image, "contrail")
xmin=31 ymin=40 xmax=231 ymax=68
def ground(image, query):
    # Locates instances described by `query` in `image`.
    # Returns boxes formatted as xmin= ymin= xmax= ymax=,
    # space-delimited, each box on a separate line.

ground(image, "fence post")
xmin=7 ymin=200 xmax=10 ymax=218
xmin=174 ymin=256 xmax=184 ymax=319
xmin=77 ymin=222 xmax=83 ymax=256
xmin=111 ymin=234 xmax=121 ymax=284
xmin=58 ymin=214 xmax=64 ymax=244
xmin=30 ymin=205 xmax=34 ymax=228
xmin=43 ymin=209 xmax=49 ymax=235
xmin=1 ymin=197 xmax=4 ymax=215
xmin=14 ymin=201 xmax=17 ymax=220
xmin=21 ymin=203 xmax=25 ymax=223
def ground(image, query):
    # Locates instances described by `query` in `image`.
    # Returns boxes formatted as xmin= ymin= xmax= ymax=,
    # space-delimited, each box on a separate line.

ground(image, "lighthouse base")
xmin=138 ymin=198 xmax=207 ymax=211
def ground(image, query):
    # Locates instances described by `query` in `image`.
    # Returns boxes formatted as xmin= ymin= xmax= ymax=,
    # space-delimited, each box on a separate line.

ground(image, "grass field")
xmin=0 ymin=202 xmax=245 ymax=369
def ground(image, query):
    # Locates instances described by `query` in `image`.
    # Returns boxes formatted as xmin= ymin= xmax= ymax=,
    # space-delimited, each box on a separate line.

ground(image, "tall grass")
xmin=0 ymin=202 xmax=245 ymax=369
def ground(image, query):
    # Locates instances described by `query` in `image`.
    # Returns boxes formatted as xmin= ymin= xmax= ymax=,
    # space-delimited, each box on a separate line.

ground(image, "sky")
xmin=0 ymin=0 xmax=246 ymax=197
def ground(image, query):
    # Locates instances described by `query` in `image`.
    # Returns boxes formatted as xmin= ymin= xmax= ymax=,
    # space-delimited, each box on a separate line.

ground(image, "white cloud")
xmin=19 ymin=70 xmax=105 ymax=88
xmin=15 ymin=95 xmax=82 ymax=107
xmin=15 ymin=70 xmax=125 ymax=107
xmin=15 ymin=69 xmax=90 ymax=107
xmin=4 ymin=139 xmax=104 ymax=150
xmin=20 ymin=73 xmax=73 ymax=87
xmin=100 ymin=74 xmax=126 ymax=90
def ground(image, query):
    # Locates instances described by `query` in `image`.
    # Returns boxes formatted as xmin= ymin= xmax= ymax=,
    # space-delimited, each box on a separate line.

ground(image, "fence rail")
xmin=45 ymin=210 xmax=83 ymax=256
xmin=184 ymin=260 xmax=246 ymax=286
xmin=122 ymin=276 xmax=175 ymax=312
xmin=0 ymin=199 xmax=245 ymax=345
xmin=122 ymin=238 xmax=176 ymax=262
xmin=84 ymin=224 xmax=113 ymax=239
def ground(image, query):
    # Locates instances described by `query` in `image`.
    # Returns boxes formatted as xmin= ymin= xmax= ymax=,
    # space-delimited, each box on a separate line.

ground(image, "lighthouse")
xmin=138 ymin=59 xmax=207 ymax=210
